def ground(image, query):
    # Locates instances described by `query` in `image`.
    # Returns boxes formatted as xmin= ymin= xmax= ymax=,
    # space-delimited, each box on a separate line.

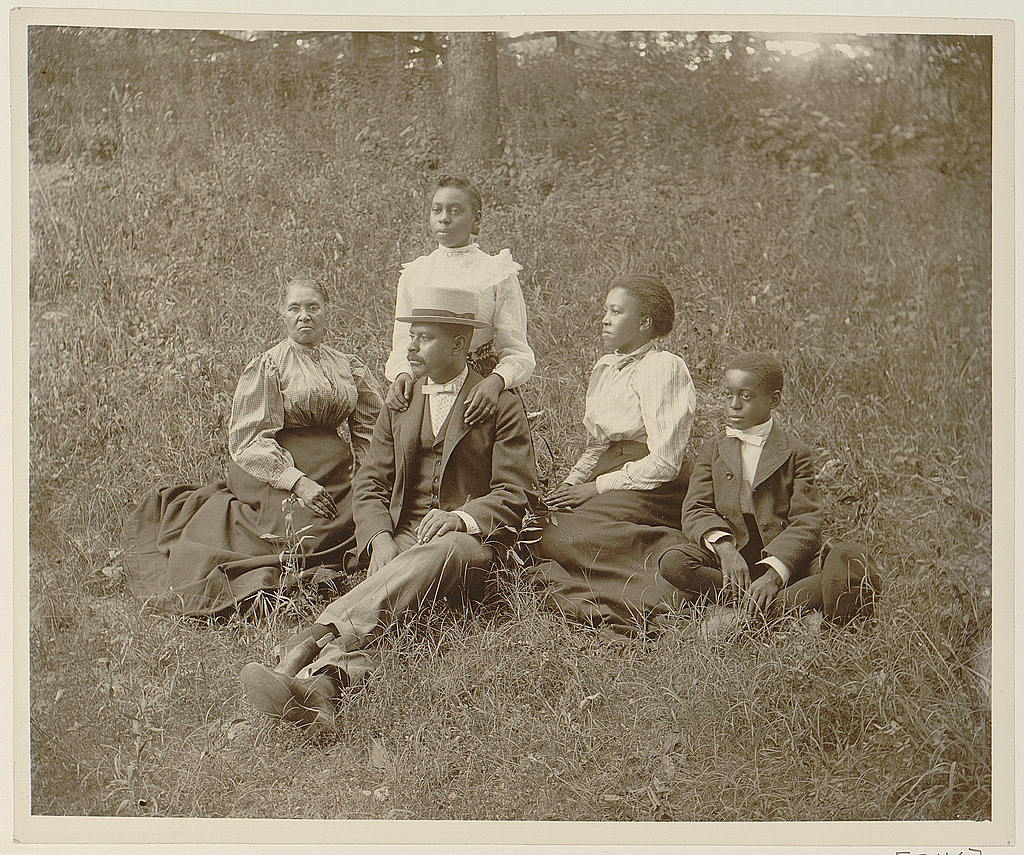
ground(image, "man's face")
xmin=406 ymin=322 xmax=464 ymax=380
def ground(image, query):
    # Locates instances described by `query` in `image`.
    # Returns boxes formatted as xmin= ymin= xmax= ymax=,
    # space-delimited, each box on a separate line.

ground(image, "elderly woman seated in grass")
xmin=123 ymin=277 xmax=383 ymax=616
xmin=530 ymin=274 xmax=697 ymax=637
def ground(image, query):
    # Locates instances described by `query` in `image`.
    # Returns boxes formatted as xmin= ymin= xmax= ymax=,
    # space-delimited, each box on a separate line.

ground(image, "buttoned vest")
xmin=397 ymin=399 xmax=454 ymax=531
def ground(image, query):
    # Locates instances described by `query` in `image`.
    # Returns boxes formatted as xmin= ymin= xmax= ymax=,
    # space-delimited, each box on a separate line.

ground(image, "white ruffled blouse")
xmin=228 ymin=338 xmax=383 ymax=491
xmin=385 ymin=243 xmax=536 ymax=390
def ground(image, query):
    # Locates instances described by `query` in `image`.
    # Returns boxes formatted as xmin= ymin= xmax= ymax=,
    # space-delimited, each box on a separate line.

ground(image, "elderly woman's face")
xmin=281 ymin=283 xmax=327 ymax=347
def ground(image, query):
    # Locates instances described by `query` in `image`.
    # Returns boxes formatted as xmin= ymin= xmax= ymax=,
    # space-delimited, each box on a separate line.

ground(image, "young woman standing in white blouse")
xmin=384 ymin=175 xmax=535 ymax=426
xmin=533 ymin=274 xmax=696 ymax=637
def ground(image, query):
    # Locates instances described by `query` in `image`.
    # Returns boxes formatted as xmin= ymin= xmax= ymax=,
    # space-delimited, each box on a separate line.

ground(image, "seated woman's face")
xmin=281 ymin=283 xmax=327 ymax=347
xmin=601 ymin=286 xmax=652 ymax=353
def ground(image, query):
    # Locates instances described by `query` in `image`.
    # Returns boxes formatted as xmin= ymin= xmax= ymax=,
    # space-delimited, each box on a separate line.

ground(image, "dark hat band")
xmin=407 ymin=308 xmax=477 ymax=321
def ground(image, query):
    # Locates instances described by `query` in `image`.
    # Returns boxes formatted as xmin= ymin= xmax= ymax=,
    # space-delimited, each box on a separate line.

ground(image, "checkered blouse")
xmin=228 ymin=338 xmax=383 ymax=491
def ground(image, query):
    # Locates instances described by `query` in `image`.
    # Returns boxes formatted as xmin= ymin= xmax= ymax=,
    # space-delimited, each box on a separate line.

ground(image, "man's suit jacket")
xmin=353 ymin=369 xmax=538 ymax=553
xmin=680 ymin=424 xmax=823 ymax=580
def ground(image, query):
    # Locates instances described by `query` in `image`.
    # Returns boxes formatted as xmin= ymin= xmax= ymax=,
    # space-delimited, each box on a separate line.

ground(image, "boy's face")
xmin=429 ymin=187 xmax=478 ymax=248
xmin=407 ymin=322 xmax=466 ymax=381
xmin=722 ymin=369 xmax=780 ymax=430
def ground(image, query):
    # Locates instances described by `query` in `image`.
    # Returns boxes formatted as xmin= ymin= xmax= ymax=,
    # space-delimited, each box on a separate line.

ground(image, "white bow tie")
xmin=422 ymin=380 xmax=459 ymax=395
xmin=725 ymin=427 xmax=767 ymax=447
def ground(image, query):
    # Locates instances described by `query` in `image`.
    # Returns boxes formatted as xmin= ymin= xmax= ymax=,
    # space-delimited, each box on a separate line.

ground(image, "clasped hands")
xmin=713 ymin=539 xmax=784 ymax=617
xmin=367 ymin=509 xmax=466 ymax=575
xmin=385 ymin=372 xmax=504 ymax=425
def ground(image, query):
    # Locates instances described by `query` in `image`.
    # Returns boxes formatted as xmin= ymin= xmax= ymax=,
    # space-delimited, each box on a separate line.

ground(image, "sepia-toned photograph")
xmin=16 ymin=7 xmax=1006 ymax=846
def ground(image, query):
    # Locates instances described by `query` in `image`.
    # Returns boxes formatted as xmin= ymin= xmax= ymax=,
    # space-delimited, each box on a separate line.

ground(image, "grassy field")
xmin=27 ymin=32 xmax=992 ymax=823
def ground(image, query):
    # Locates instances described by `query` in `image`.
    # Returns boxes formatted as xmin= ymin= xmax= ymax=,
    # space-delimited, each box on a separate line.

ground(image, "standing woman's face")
xmin=601 ymin=287 xmax=652 ymax=353
xmin=281 ymin=283 xmax=327 ymax=347
xmin=429 ymin=186 xmax=478 ymax=248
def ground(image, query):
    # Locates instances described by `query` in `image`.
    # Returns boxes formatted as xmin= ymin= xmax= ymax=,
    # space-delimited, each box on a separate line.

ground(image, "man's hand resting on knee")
xmin=368 ymin=531 xmax=402 ymax=575
xmin=415 ymin=509 xmax=466 ymax=544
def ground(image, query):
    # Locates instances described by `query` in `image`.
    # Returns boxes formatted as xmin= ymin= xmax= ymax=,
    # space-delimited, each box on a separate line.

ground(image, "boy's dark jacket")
xmin=680 ymin=424 xmax=823 ymax=580
xmin=353 ymin=369 xmax=538 ymax=552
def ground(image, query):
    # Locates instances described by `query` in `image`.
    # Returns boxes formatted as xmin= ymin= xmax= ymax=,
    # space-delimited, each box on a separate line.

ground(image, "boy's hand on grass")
xmin=385 ymin=374 xmax=414 ymax=411
xmin=543 ymin=481 xmax=598 ymax=510
xmin=745 ymin=567 xmax=784 ymax=617
xmin=368 ymin=532 xmax=401 ymax=575
xmin=463 ymin=374 xmax=504 ymax=425
xmin=714 ymin=540 xmax=750 ymax=592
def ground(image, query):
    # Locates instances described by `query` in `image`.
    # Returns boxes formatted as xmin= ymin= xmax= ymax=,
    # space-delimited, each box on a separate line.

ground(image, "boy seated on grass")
xmin=658 ymin=351 xmax=881 ymax=631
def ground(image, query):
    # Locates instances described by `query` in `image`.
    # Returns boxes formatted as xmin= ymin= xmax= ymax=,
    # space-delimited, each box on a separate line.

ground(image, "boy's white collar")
xmin=728 ymin=417 xmax=773 ymax=437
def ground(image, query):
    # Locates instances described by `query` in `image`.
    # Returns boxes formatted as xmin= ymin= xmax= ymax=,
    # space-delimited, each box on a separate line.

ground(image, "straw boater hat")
xmin=395 ymin=286 xmax=489 ymax=329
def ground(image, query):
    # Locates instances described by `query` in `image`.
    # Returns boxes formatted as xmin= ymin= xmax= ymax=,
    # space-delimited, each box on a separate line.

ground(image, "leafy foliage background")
xmin=27 ymin=28 xmax=992 ymax=823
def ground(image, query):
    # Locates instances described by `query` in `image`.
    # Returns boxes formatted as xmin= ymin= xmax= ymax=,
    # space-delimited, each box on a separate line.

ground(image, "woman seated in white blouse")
xmin=532 ymin=274 xmax=696 ymax=637
xmin=124 ymin=278 xmax=383 ymax=616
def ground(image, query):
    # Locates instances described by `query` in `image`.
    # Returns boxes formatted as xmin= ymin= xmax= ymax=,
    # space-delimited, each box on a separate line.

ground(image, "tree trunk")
xmin=446 ymin=32 xmax=501 ymax=170
xmin=390 ymin=32 xmax=407 ymax=89
xmin=350 ymin=32 xmax=368 ymax=63
xmin=554 ymin=32 xmax=577 ymax=100
xmin=731 ymin=31 xmax=750 ymax=66
xmin=416 ymin=32 xmax=444 ymax=67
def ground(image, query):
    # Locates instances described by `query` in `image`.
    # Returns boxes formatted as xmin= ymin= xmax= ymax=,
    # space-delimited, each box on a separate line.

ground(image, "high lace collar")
xmin=434 ymin=242 xmax=479 ymax=258
xmin=596 ymin=340 xmax=657 ymax=370
xmin=286 ymin=338 xmax=327 ymax=360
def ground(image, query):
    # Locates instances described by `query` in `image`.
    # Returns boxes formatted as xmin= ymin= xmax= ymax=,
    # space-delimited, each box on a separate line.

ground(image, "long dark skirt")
xmin=531 ymin=441 xmax=690 ymax=638
xmin=124 ymin=428 xmax=355 ymax=616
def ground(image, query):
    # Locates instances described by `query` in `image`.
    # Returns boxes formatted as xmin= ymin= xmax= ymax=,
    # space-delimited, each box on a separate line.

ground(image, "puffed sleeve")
xmin=228 ymin=353 xmax=304 ymax=491
xmin=384 ymin=266 xmax=414 ymax=383
xmin=489 ymin=258 xmax=536 ymax=391
xmin=594 ymin=351 xmax=696 ymax=493
xmin=345 ymin=355 xmax=384 ymax=468
xmin=562 ymin=435 xmax=609 ymax=486
xmin=557 ymin=361 xmax=608 ymax=485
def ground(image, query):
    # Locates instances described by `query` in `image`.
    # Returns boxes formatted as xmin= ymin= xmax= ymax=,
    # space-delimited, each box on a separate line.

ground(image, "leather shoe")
xmin=240 ymin=663 xmax=340 ymax=728
xmin=820 ymin=543 xmax=882 ymax=622
xmin=272 ymin=627 xmax=323 ymax=676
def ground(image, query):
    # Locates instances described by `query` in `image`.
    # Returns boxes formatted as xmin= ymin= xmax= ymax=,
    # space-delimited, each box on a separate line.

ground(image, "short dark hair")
xmin=434 ymin=175 xmax=483 ymax=234
xmin=610 ymin=274 xmax=675 ymax=337
xmin=725 ymin=351 xmax=785 ymax=393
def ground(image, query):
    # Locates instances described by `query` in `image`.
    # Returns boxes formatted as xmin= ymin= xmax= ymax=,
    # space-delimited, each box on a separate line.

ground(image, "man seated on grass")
xmin=240 ymin=286 xmax=538 ymax=730
xmin=658 ymin=351 xmax=881 ymax=632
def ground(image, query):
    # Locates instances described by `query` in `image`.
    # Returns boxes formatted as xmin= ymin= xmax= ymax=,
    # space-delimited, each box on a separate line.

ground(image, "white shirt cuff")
xmin=703 ymin=529 xmax=734 ymax=552
xmin=593 ymin=471 xmax=622 ymax=494
xmin=453 ymin=510 xmax=481 ymax=535
xmin=367 ymin=529 xmax=392 ymax=550
xmin=757 ymin=555 xmax=791 ymax=585
xmin=386 ymin=362 xmax=413 ymax=383
xmin=490 ymin=365 xmax=514 ymax=390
